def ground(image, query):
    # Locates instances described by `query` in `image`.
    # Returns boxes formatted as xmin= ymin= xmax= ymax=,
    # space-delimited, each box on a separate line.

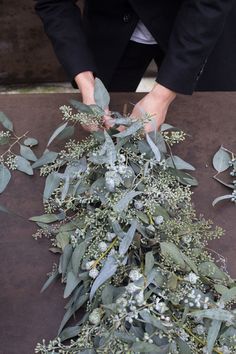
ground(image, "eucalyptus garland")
xmin=1 ymin=80 xmax=236 ymax=354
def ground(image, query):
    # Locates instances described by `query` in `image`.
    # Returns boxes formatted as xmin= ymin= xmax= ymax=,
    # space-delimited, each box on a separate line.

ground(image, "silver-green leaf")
xmin=20 ymin=144 xmax=37 ymax=162
xmin=94 ymin=78 xmax=110 ymax=110
xmin=213 ymin=146 xmax=231 ymax=173
xmin=212 ymin=194 xmax=233 ymax=207
xmin=0 ymin=111 xmax=13 ymax=131
xmin=15 ymin=155 xmax=33 ymax=175
xmin=113 ymin=191 xmax=142 ymax=213
xmin=32 ymin=151 xmax=58 ymax=168
xmin=0 ymin=163 xmax=11 ymax=193
xmin=64 ymin=271 xmax=80 ymax=298
xmin=24 ymin=137 xmax=38 ymax=147
xmin=166 ymin=155 xmax=195 ymax=171
xmin=43 ymin=172 xmax=61 ymax=200
xmin=146 ymin=133 xmax=161 ymax=162
xmin=90 ymin=256 xmax=118 ymax=301
xmin=119 ymin=219 xmax=137 ymax=255
xmin=207 ymin=319 xmax=222 ymax=354
xmin=47 ymin=122 xmax=68 ymax=146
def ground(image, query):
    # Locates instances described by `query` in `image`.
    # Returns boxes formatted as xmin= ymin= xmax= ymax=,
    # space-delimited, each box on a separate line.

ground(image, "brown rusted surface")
xmin=0 ymin=92 xmax=235 ymax=353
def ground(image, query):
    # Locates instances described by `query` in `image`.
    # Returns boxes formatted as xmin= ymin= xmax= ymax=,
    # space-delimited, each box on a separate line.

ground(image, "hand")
xmin=75 ymin=71 xmax=112 ymax=132
xmin=130 ymin=83 xmax=176 ymax=133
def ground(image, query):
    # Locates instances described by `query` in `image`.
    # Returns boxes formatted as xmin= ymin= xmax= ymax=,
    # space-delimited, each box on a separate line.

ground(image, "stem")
xmin=92 ymin=237 xmax=118 ymax=268
xmin=171 ymin=313 xmax=223 ymax=354
xmin=146 ymin=210 xmax=154 ymax=224
xmin=0 ymin=130 xmax=29 ymax=159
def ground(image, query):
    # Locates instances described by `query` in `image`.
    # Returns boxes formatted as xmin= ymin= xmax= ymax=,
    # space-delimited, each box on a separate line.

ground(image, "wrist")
xmin=151 ymin=83 xmax=176 ymax=104
xmin=74 ymin=71 xmax=95 ymax=103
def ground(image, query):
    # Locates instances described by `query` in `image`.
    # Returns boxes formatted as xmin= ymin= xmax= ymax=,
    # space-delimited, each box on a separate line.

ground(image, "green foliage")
xmin=1 ymin=91 xmax=230 ymax=354
xmin=0 ymin=163 xmax=11 ymax=193
xmin=212 ymin=146 xmax=236 ymax=207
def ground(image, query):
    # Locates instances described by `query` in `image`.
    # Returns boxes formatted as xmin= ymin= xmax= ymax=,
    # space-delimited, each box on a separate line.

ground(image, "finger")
xmin=81 ymin=123 xmax=101 ymax=132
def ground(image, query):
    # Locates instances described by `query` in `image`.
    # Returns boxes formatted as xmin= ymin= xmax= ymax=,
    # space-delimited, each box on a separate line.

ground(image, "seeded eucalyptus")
xmin=1 ymin=80 xmax=234 ymax=354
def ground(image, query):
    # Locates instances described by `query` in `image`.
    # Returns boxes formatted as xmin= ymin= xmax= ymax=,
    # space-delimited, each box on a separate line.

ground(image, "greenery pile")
xmin=1 ymin=80 xmax=236 ymax=354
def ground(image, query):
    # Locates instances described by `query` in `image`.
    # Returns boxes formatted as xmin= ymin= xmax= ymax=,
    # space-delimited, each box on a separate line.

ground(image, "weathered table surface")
xmin=0 ymin=92 xmax=235 ymax=354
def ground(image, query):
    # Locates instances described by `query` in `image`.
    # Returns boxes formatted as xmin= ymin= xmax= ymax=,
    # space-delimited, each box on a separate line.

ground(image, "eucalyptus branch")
xmin=0 ymin=130 xmax=29 ymax=159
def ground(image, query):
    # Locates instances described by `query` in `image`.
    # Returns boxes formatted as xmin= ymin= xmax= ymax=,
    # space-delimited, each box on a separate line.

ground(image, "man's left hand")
xmin=130 ymin=83 xmax=176 ymax=133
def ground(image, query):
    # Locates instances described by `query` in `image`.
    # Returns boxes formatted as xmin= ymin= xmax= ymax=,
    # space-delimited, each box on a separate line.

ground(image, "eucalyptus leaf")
xmin=113 ymin=121 xmax=143 ymax=138
xmin=166 ymin=272 xmax=178 ymax=290
xmin=149 ymin=130 xmax=167 ymax=153
xmin=221 ymin=286 xmax=236 ymax=303
xmin=160 ymin=123 xmax=175 ymax=131
xmin=113 ymin=191 xmax=142 ymax=213
xmin=43 ymin=172 xmax=61 ymax=200
xmin=151 ymin=204 xmax=169 ymax=220
xmin=89 ymin=104 xmax=105 ymax=116
xmin=207 ymin=319 xmax=222 ymax=354
xmin=198 ymin=261 xmax=228 ymax=281
xmin=72 ymin=241 xmax=88 ymax=276
xmin=136 ymin=210 xmax=149 ymax=224
xmin=213 ymin=146 xmax=231 ymax=173
xmin=40 ymin=270 xmax=59 ymax=293
xmin=145 ymin=251 xmax=155 ymax=276
xmin=20 ymin=144 xmax=37 ymax=162
xmin=189 ymin=309 xmax=235 ymax=324
xmin=61 ymin=176 xmax=70 ymax=201
xmin=146 ymin=133 xmax=161 ymax=162
xmin=113 ymin=117 xmax=132 ymax=126
xmin=131 ymin=341 xmax=165 ymax=353
xmin=0 ymin=111 xmax=13 ymax=131
xmin=47 ymin=122 xmax=68 ymax=146
xmin=119 ymin=219 xmax=137 ymax=255
xmin=212 ymin=195 xmax=233 ymax=207
xmin=70 ymin=99 xmax=93 ymax=114
xmin=58 ymin=293 xmax=88 ymax=334
xmin=104 ymin=130 xmax=116 ymax=165
xmin=56 ymin=125 xmax=75 ymax=140
xmin=15 ymin=155 xmax=33 ymax=175
xmin=166 ymin=155 xmax=195 ymax=171
xmin=64 ymin=271 xmax=80 ymax=298
xmin=139 ymin=310 xmax=168 ymax=332
xmin=0 ymin=163 xmax=11 ymax=193
xmin=90 ymin=256 xmax=118 ymax=301
xmin=61 ymin=244 xmax=73 ymax=278
xmin=32 ymin=151 xmax=58 ymax=169
xmin=24 ymin=137 xmax=38 ymax=147
xmin=214 ymin=284 xmax=228 ymax=295
xmin=101 ymin=284 xmax=114 ymax=306
xmin=170 ymin=168 xmax=198 ymax=186
xmin=29 ymin=213 xmax=60 ymax=223
xmin=176 ymin=338 xmax=192 ymax=354
xmin=160 ymin=242 xmax=186 ymax=269
xmin=56 ymin=232 xmax=71 ymax=250
xmin=94 ymin=78 xmax=110 ymax=110
xmin=59 ymin=324 xmax=81 ymax=342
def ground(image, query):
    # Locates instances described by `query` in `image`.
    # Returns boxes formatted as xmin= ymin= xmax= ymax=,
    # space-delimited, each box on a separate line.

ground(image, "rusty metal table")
xmin=0 ymin=92 xmax=235 ymax=354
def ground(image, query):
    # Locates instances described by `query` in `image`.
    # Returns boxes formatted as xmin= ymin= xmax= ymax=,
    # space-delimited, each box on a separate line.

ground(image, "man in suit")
xmin=35 ymin=0 xmax=234 ymax=132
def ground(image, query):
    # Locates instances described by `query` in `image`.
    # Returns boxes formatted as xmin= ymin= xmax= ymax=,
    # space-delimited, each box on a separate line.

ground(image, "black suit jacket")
xmin=35 ymin=0 xmax=235 ymax=94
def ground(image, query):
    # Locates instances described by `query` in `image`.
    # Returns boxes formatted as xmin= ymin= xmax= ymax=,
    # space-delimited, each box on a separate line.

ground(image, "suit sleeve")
xmin=35 ymin=0 xmax=96 ymax=86
xmin=156 ymin=0 xmax=234 ymax=94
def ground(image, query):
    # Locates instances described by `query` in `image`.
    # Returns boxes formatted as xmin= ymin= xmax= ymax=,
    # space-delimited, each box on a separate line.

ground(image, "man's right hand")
xmin=74 ymin=71 xmax=112 ymax=131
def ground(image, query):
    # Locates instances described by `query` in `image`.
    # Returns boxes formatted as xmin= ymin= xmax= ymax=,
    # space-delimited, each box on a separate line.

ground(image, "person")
xmin=35 ymin=0 xmax=235 ymax=132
